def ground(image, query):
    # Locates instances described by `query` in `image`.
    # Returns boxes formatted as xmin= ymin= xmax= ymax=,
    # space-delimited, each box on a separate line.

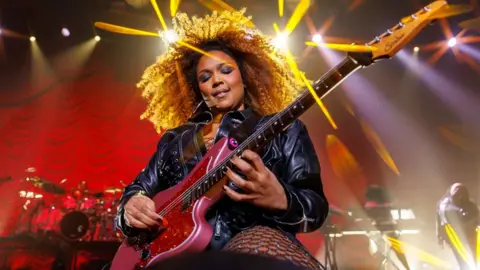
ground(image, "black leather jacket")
xmin=115 ymin=107 xmax=329 ymax=249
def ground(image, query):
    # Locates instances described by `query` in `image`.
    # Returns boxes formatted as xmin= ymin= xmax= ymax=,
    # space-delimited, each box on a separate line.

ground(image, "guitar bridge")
xmin=126 ymin=227 xmax=166 ymax=252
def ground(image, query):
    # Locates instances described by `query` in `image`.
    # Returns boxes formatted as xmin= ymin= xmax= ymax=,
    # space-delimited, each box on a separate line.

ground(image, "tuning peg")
xmin=370 ymin=36 xmax=381 ymax=44
xmin=395 ymin=22 xmax=405 ymax=30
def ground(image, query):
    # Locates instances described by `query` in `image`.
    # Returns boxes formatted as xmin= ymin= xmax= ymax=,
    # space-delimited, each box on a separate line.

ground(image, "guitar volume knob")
xmin=141 ymin=248 xmax=151 ymax=261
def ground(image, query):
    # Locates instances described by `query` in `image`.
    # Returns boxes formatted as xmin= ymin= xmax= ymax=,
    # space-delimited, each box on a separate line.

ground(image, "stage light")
xmin=61 ymin=27 xmax=70 ymax=37
xmin=413 ymin=46 xmax=420 ymax=52
xmin=448 ymin=37 xmax=456 ymax=48
xmin=160 ymin=29 xmax=178 ymax=44
xmin=272 ymin=32 xmax=288 ymax=50
xmin=94 ymin=35 xmax=101 ymax=41
xmin=30 ymin=36 xmax=36 ymax=42
xmin=0 ymin=28 xmax=2 ymax=35
xmin=312 ymin=34 xmax=323 ymax=43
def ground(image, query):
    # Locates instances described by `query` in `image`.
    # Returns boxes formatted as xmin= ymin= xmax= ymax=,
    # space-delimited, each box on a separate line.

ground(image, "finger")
xmin=226 ymin=168 xmax=256 ymax=191
xmin=231 ymin=155 xmax=259 ymax=181
xmin=129 ymin=210 xmax=161 ymax=228
xmin=124 ymin=211 xmax=150 ymax=229
xmin=241 ymin=150 xmax=266 ymax=173
xmin=143 ymin=210 xmax=162 ymax=223
xmin=127 ymin=218 xmax=150 ymax=229
xmin=142 ymin=199 xmax=163 ymax=221
xmin=223 ymin=185 xmax=258 ymax=202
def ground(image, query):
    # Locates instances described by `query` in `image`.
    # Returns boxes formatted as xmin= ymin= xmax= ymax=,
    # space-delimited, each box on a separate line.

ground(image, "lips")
xmin=212 ymin=89 xmax=230 ymax=98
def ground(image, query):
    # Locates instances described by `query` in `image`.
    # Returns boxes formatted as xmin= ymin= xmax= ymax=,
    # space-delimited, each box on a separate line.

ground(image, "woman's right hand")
xmin=124 ymin=194 xmax=163 ymax=229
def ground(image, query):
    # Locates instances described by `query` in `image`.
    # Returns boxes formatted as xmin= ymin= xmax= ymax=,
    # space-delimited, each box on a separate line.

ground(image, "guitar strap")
xmin=228 ymin=113 xmax=263 ymax=149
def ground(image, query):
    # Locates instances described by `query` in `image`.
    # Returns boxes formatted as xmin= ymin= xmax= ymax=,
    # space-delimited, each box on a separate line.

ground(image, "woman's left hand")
xmin=224 ymin=149 xmax=288 ymax=211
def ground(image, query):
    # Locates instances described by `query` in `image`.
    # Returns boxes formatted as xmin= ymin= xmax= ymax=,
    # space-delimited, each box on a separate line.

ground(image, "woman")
xmin=116 ymin=9 xmax=329 ymax=269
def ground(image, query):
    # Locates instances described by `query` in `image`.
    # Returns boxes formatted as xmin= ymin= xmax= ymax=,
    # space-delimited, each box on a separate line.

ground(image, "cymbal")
xmin=428 ymin=4 xmax=474 ymax=20
xmin=459 ymin=17 xmax=480 ymax=31
xmin=305 ymin=41 xmax=376 ymax=52
xmin=105 ymin=188 xmax=123 ymax=194
xmin=26 ymin=176 xmax=66 ymax=195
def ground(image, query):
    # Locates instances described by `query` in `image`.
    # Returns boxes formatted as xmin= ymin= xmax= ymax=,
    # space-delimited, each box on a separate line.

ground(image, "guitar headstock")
xmin=363 ymin=1 xmax=448 ymax=62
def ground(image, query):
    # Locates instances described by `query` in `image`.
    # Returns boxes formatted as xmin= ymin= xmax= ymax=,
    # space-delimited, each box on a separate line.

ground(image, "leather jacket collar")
xmin=188 ymin=101 xmax=257 ymax=126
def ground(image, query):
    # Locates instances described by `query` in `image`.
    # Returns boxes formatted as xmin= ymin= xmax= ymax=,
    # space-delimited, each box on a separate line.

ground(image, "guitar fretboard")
xmin=186 ymin=55 xmax=362 ymax=202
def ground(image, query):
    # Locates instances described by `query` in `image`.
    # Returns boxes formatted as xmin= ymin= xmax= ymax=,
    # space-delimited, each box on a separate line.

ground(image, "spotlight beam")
xmin=278 ymin=0 xmax=284 ymax=17
xmin=459 ymin=36 xmax=480 ymax=44
xmin=300 ymin=73 xmax=337 ymax=129
xmin=94 ymin=22 xmax=159 ymax=37
xmin=427 ymin=45 xmax=448 ymax=64
xmin=348 ymin=0 xmax=366 ymax=12
xmin=439 ymin=19 xmax=454 ymax=39
xmin=458 ymin=51 xmax=480 ymax=73
xmin=387 ymin=237 xmax=452 ymax=268
xmin=305 ymin=41 xmax=376 ymax=52
xmin=170 ymin=0 xmax=181 ymax=17
xmin=149 ymin=0 xmax=168 ymax=31
xmin=272 ymin=19 xmax=337 ymax=130
xmin=284 ymin=0 xmax=310 ymax=35
xmin=319 ymin=15 xmax=336 ymax=34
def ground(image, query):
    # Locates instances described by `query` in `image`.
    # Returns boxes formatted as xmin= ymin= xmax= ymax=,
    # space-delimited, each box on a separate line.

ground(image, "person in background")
xmin=437 ymin=183 xmax=479 ymax=269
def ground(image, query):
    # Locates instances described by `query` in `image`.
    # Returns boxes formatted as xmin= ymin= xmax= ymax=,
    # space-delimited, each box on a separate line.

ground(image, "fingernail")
xmin=223 ymin=185 xmax=227 ymax=191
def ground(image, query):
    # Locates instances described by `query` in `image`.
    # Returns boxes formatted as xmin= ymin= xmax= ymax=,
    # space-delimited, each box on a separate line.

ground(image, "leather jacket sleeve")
xmin=264 ymin=120 xmax=329 ymax=233
xmin=115 ymin=130 xmax=177 ymax=236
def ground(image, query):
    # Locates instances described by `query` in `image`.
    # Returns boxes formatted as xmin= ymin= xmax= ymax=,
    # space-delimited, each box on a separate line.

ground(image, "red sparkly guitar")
xmin=111 ymin=1 xmax=448 ymax=268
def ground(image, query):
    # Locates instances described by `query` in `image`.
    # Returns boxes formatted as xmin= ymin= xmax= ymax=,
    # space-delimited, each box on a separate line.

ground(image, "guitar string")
xmin=158 ymin=57 xmax=353 ymax=216
xmin=158 ymin=57 xmax=354 ymax=216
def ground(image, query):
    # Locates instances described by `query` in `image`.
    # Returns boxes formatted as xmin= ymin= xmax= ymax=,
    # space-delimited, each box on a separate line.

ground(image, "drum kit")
xmin=15 ymin=168 xmax=124 ymax=242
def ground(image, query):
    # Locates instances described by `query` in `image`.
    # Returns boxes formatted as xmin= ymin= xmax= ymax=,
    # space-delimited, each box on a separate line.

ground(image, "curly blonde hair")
xmin=139 ymin=8 xmax=302 ymax=133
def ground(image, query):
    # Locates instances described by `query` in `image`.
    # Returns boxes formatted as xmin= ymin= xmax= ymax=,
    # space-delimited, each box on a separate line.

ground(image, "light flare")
xmin=300 ymin=73 xmax=337 ymax=130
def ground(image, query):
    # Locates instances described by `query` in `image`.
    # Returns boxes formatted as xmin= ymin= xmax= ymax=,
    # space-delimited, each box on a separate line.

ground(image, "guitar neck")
xmin=239 ymin=55 xmax=362 ymax=151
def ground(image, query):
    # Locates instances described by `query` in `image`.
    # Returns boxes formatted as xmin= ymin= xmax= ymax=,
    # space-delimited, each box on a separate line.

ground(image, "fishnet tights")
xmin=223 ymin=226 xmax=322 ymax=270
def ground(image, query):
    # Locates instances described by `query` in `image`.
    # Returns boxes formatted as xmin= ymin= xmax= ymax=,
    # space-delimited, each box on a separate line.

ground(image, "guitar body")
xmin=111 ymin=137 xmax=232 ymax=269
